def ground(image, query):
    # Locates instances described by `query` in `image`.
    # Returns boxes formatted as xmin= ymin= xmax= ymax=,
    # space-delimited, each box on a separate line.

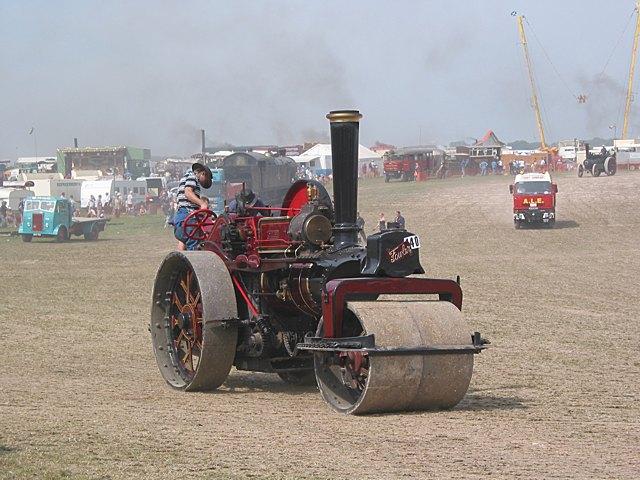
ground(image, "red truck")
xmin=383 ymin=147 xmax=442 ymax=182
xmin=509 ymin=172 xmax=558 ymax=228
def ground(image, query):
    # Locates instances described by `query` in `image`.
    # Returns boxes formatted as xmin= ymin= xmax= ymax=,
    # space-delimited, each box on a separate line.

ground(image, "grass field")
xmin=1 ymin=172 xmax=639 ymax=479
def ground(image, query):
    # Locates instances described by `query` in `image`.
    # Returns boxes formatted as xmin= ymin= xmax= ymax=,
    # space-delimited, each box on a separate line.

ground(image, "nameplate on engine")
xmin=361 ymin=230 xmax=425 ymax=277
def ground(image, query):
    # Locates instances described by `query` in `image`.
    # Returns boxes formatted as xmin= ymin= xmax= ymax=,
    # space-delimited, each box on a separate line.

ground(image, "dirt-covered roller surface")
xmin=1 ymin=172 xmax=639 ymax=479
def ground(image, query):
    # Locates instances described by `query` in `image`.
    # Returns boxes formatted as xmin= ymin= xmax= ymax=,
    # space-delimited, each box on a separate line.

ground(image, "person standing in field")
xmin=126 ymin=192 xmax=133 ymax=214
xmin=173 ymin=163 xmax=213 ymax=251
xmin=356 ymin=211 xmax=366 ymax=243
xmin=69 ymin=195 xmax=77 ymax=217
xmin=0 ymin=201 xmax=7 ymax=228
xmin=378 ymin=213 xmax=386 ymax=231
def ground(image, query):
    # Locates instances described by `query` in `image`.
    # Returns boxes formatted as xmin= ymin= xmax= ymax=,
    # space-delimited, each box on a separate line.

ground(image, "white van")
xmin=81 ymin=180 xmax=114 ymax=208
xmin=113 ymin=180 xmax=147 ymax=205
xmin=0 ymin=188 xmax=35 ymax=210
xmin=559 ymin=146 xmax=577 ymax=161
xmin=30 ymin=179 xmax=83 ymax=200
xmin=136 ymin=176 xmax=164 ymax=198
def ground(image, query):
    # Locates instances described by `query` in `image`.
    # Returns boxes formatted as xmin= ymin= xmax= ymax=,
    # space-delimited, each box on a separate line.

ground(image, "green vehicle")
xmin=18 ymin=196 xmax=107 ymax=242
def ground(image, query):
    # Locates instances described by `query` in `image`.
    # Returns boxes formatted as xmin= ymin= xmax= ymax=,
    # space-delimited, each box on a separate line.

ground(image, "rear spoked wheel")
xmin=150 ymin=251 xmax=238 ymax=391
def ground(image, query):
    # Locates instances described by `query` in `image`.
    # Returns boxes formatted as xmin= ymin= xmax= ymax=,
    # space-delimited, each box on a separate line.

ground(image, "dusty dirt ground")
xmin=1 ymin=172 xmax=639 ymax=479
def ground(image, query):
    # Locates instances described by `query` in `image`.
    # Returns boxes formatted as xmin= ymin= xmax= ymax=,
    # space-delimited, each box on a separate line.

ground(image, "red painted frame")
xmin=321 ymin=277 xmax=463 ymax=338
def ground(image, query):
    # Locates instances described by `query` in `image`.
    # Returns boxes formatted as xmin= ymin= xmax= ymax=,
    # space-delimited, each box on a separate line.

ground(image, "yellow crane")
xmin=622 ymin=1 xmax=640 ymax=139
xmin=516 ymin=14 xmax=547 ymax=150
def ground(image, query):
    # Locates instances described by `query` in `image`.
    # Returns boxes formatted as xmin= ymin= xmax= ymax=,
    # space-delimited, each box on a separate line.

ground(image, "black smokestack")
xmin=326 ymin=109 xmax=362 ymax=248
xmin=73 ymin=137 xmax=78 ymax=148
xmin=201 ymin=129 xmax=206 ymax=155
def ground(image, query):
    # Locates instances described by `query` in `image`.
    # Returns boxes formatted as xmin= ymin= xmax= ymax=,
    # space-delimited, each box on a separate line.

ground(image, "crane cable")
xmin=523 ymin=16 xmax=578 ymax=101
xmin=597 ymin=6 xmax=636 ymax=77
xmin=524 ymin=8 xmax=636 ymax=110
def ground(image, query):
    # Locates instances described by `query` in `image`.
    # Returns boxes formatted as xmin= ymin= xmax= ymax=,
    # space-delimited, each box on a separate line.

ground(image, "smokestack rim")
xmin=326 ymin=110 xmax=362 ymax=123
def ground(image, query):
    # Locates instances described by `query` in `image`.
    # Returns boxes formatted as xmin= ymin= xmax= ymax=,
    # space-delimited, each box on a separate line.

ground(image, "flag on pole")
xmin=28 ymin=127 xmax=34 ymax=135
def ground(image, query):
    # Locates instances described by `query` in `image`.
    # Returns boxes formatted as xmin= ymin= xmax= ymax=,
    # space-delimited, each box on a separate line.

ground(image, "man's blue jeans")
xmin=173 ymin=207 xmax=199 ymax=250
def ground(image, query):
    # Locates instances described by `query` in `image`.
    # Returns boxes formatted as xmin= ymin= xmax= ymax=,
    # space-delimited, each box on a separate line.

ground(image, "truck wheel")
xmin=577 ymin=164 xmax=584 ymax=177
xmin=514 ymin=222 xmax=521 ymax=230
xmin=21 ymin=234 xmax=33 ymax=243
xmin=84 ymin=227 xmax=98 ymax=241
xmin=384 ymin=174 xmax=390 ymax=183
xmin=592 ymin=164 xmax=601 ymax=177
xmin=56 ymin=226 xmax=68 ymax=242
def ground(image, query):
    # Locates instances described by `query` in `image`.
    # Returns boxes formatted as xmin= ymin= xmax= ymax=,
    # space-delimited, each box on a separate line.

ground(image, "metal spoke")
xmin=168 ymin=266 xmax=206 ymax=379
xmin=172 ymin=293 xmax=183 ymax=311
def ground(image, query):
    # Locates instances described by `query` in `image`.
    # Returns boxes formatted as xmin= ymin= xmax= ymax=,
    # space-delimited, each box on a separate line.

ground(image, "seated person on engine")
xmin=173 ymin=162 xmax=213 ymax=251
xmin=227 ymin=188 xmax=266 ymax=216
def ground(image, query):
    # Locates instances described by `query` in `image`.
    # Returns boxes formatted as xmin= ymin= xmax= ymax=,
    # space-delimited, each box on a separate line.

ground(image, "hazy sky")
xmin=0 ymin=1 xmax=637 ymax=158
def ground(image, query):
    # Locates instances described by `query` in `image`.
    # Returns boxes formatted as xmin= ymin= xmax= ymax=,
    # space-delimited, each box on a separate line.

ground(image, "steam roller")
xmin=149 ymin=109 xmax=488 ymax=414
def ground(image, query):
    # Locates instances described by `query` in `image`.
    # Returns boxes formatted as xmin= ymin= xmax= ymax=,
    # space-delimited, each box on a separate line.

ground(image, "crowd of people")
xmin=478 ymin=158 xmax=505 ymax=176
xmin=77 ymin=191 xmax=176 ymax=219
xmin=0 ymin=199 xmax=26 ymax=229
xmin=0 ymin=200 xmax=21 ymax=228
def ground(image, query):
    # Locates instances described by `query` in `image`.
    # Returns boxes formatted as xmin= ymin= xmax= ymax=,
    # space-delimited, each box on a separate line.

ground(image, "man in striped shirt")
xmin=173 ymin=162 xmax=212 ymax=250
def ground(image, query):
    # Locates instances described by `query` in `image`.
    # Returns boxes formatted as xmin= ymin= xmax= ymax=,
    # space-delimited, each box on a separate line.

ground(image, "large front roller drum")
xmin=314 ymin=301 xmax=474 ymax=415
xmin=150 ymin=251 xmax=238 ymax=391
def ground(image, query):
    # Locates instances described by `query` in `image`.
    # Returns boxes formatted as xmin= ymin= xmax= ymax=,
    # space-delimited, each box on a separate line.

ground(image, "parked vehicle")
xmin=222 ymin=153 xmax=296 ymax=207
xmin=29 ymin=178 xmax=83 ymax=199
xmin=509 ymin=172 xmax=558 ymax=228
xmin=0 ymin=187 xmax=34 ymax=210
xmin=81 ymin=179 xmax=147 ymax=208
xmin=136 ymin=176 xmax=166 ymax=197
xmin=18 ymin=196 xmax=107 ymax=242
xmin=113 ymin=180 xmax=147 ymax=205
xmin=383 ymin=147 xmax=443 ymax=182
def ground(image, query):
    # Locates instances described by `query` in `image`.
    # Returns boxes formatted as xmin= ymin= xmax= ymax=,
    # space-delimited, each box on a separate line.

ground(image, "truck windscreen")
xmin=515 ymin=181 xmax=552 ymax=194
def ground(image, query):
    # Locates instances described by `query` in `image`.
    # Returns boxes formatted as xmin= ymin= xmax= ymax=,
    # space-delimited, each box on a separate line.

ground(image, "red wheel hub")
xmin=339 ymin=351 xmax=369 ymax=390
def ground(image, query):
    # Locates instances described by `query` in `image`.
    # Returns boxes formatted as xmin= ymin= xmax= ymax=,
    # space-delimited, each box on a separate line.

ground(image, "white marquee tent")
xmin=293 ymin=144 xmax=382 ymax=176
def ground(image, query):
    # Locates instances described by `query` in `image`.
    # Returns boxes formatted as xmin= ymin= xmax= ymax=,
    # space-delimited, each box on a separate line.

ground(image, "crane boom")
xmin=623 ymin=2 xmax=640 ymax=140
xmin=517 ymin=15 xmax=547 ymax=150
